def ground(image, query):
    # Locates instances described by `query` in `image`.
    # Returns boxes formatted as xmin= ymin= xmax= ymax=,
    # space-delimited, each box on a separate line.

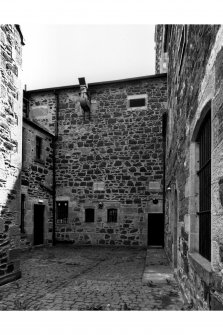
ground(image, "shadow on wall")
xmin=0 ymin=170 xmax=22 ymax=286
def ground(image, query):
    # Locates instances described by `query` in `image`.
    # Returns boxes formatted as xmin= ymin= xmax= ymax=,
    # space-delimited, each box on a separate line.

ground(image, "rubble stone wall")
xmin=28 ymin=76 xmax=167 ymax=247
xmin=0 ymin=25 xmax=23 ymax=285
xmin=161 ymin=24 xmax=223 ymax=309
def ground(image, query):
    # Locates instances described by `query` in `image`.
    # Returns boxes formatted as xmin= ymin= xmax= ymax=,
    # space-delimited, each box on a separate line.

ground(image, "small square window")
xmin=36 ymin=136 xmax=42 ymax=160
xmin=85 ymin=208 xmax=94 ymax=222
xmin=56 ymin=201 xmax=68 ymax=224
xmin=107 ymin=208 xmax=117 ymax=223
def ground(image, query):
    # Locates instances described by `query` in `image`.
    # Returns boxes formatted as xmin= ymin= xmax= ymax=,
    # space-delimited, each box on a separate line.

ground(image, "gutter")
xmin=52 ymin=90 xmax=59 ymax=246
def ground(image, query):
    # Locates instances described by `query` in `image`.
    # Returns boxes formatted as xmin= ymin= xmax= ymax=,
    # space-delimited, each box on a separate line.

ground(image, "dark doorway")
xmin=148 ymin=213 xmax=164 ymax=247
xmin=34 ymin=204 xmax=44 ymax=245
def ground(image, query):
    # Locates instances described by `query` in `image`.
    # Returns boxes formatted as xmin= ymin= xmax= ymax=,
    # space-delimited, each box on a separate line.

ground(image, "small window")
xmin=127 ymin=94 xmax=147 ymax=109
xmin=57 ymin=201 xmax=68 ymax=224
xmin=36 ymin=136 xmax=42 ymax=160
xmin=129 ymin=98 xmax=146 ymax=108
xmin=107 ymin=208 xmax=117 ymax=223
xmin=85 ymin=208 xmax=94 ymax=222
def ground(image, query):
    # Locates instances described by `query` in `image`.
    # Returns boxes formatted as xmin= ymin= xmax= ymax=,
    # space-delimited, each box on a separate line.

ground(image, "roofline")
xmin=23 ymin=117 xmax=55 ymax=138
xmin=26 ymin=73 xmax=167 ymax=94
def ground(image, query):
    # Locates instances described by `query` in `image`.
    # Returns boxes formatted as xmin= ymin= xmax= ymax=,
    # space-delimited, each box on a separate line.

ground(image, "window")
xmin=36 ymin=136 xmax=42 ymax=160
xmin=85 ymin=208 xmax=94 ymax=222
xmin=21 ymin=194 xmax=25 ymax=234
xmin=107 ymin=208 xmax=117 ymax=223
xmin=56 ymin=201 xmax=68 ymax=224
xmin=196 ymin=110 xmax=211 ymax=261
xmin=129 ymin=98 xmax=146 ymax=108
xmin=127 ymin=94 xmax=147 ymax=109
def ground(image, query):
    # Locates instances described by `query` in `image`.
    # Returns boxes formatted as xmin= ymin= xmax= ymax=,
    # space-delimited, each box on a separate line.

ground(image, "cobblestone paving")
xmin=0 ymin=246 xmax=184 ymax=310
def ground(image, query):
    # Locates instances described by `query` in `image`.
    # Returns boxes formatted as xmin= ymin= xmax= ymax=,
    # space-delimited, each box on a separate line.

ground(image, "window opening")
xmin=36 ymin=136 xmax=42 ymax=160
xmin=56 ymin=201 xmax=68 ymax=224
xmin=129 ymin=98 xmax=146 ymax=108
xmin=107 ymin=208 xmax=117 ymax=223
xmin=85 ymin=208 xmax=95 ymax=222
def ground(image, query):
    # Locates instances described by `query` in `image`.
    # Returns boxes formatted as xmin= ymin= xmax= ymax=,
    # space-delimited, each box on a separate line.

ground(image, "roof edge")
xmin=26 ymin=73 xmax=167 ymax=94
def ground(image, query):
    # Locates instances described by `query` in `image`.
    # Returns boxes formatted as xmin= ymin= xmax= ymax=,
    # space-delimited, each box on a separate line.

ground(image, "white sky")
xmin=21 ymin=25 xmax=155 ymax=90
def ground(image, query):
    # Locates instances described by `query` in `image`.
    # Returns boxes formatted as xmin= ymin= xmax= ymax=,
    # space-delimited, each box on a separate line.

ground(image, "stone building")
xmin=156 ymin=25 xmax=223 ymax=309
xmin=24 ymin=75 xmax=167 ymax=247
xmin=21 ymin=101 xmax=55 ymax=248
xmin=0 ymin=25 xmax=24 ymax=285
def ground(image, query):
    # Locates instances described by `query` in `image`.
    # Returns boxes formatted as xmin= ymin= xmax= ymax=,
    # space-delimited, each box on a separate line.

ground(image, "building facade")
xmin=21 ymin=115 xmax=54 ymax=248
xmin=156 ymin=25 xmax=223 ymax=309
xmin=0 ymin=25 xmax=24 ymax=285
xmin=25 ymin=75 xmax=167 ymax=247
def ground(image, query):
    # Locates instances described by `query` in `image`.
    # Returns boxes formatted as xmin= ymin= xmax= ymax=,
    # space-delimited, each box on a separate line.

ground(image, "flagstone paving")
xmin=0 ymin=246 xmax=184 ymax=310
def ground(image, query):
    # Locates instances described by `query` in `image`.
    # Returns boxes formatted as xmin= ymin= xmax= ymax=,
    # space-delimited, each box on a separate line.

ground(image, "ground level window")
xmin=107 ymin=208 xmax=117 ymax=223
xmin=85 ymin=208 xmax=94 ymax=222
xmin=56 ymin=201 xmax=68 ymax=224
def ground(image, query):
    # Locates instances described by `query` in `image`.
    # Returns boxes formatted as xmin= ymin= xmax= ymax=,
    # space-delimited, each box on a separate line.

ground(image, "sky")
xmin=21 ymin=24 xmax=155 ymax=90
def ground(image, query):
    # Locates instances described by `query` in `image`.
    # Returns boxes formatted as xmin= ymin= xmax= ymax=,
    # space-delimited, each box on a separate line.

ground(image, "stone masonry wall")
xmin=28 ymin=76 xmax=167 ymax=247
xmin=0 ymin=25 xmax=23 ymax=284
xmin=161 ymin=24 xmax=223 ymax=309
xmin=21 ymin=119 xmax=54 ymax=248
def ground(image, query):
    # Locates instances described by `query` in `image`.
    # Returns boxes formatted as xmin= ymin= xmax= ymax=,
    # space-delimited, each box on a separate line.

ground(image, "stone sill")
xmin=189 ymin=252 xmax=212 ymax=285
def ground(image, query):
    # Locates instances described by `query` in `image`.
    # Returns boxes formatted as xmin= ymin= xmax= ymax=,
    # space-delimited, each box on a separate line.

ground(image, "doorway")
xmin=148 ymin=213 xmax=164 ymax=247
xmin=34 ymin=204 xmax=44 ymax=245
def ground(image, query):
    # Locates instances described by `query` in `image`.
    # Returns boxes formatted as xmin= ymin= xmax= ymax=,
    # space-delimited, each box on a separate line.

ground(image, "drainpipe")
xmin=162 ymin=112 xmax=167 ymax=248
xmin=52 ymin=90 xmax=59 ymax=246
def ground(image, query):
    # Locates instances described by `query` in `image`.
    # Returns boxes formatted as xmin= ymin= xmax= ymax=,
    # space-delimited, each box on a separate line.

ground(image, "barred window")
xmin=107 ymin=208 xmax=117 ymax=223
xmin=56 ymin=201 xmax=68 ymax=224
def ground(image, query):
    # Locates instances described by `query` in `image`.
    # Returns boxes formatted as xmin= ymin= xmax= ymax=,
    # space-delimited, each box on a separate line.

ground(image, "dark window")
xmin=56 ymin=201 xmax=68 ymax=224
xmin=107 ymin=208 xmax=117 ymax=223
xmin=85 ymin=208 xmax=94 ymax=222
xmin=129 ymin=98 xmax=146 ymax=108
xmin=197 ymin=110 xmax=211 ymax=261
xmin=21 ymin=194 xmax=25 ymax=234
xmin=36 ymin=136 xmax=42 ymax=160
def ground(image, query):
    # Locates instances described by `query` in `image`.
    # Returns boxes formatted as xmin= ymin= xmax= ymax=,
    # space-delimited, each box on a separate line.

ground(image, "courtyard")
xmin=0 ymin=246 xmax=184 ymax=310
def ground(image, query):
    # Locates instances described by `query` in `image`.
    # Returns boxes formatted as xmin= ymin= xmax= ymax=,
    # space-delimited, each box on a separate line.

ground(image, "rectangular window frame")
xmin=127 ymin=94 xmax=148 ymax=110
xmin=85 ymin=208 xmax=95 ymax=223
xmin=56 ymin=201 xmax=69 ymax=224
xmin=107 ymin=208 xmax=118 ymax=223
xmin=36 ymin=136 xmax=42 ymax=160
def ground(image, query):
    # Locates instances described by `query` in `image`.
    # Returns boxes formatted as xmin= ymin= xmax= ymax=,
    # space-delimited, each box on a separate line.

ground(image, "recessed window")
xmin=57 ymin=201 xmax=68 ymax=224
xmin=129 ymin=98 xmax=146 ymax=108
xmin=85 ymin=208 xmax=94 ymax=222
xmin=127 ymin=94 xmax=147 ymax=109
xmin=107 ymin=208 xmax=117 ymax=223
xmin=36 ymin=136 xmax=42 ymax=160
